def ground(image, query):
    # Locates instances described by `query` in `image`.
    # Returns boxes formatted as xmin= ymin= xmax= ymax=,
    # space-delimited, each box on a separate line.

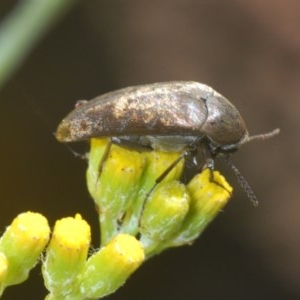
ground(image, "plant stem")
xmin=0 ymin=0 xmax=79 ymax=89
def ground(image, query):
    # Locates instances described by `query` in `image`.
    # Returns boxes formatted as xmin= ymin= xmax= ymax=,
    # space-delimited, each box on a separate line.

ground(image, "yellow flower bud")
xmin=43 ymin=214 xmax=90 ymax=297
xmin=0 ymin=212 xmax=50 ymax=286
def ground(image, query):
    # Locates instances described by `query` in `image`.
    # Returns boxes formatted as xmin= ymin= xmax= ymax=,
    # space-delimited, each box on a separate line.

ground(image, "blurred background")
xmin=0 ymin=0 xmax=299 ymax=299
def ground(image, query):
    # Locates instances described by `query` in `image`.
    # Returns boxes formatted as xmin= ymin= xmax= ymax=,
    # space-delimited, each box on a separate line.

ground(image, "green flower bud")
xmin=139 ymin=181 xmax=190 ymax=255
xmin=0 ymin=252 xmax=8 ymax=296
xmin=79 ymin=234 xmax=144 ymax=299
xmin=170 ymin=169 xmax=232 ymax=246
xmin=86 ymin=138 xmax=110 ymax=200
xmin=121 ymin=150 xmax=184 ymax=235
xmin=87 ymin=139 xmax=146 ymax=244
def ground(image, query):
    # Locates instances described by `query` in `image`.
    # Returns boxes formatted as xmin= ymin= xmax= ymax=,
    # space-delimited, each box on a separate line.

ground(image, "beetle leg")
xmin=201 ymin=145 xmax=233 ymax=195
xmin=139 ymin=151 xmax=189 ymax=227
xmin=205 ymin=158 xmax=215 ymax=182
xmin=155 ymin=151 xmax=189 ymax=185
xmin=97 ymin=139 xmax=112 ymax=175
xmin=144 ymin=151 xmax=189 ymax=200
xmin=62 ymin=143 xmax=88 ymax=160
xmin=201 ymin=145 xmax=215 ymax=181
xmin=54 ymin=131 xmax=89 ymax=159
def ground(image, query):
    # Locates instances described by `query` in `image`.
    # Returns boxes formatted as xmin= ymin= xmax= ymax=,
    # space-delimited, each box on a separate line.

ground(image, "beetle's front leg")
xmin=201 ymin=145 xmax=215 ymax=182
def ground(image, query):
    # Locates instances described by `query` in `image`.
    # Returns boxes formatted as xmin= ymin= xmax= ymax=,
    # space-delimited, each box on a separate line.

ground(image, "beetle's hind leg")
xmin=137 ymin=151 xmax=189 ymax=230
xmin=98 ymin=139 xmax=113 ymax=175
xmin=145 ymin=151 xmax=189 ymax=199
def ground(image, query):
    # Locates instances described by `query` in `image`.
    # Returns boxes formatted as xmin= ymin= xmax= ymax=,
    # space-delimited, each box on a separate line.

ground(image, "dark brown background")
xmin=0 ymin=1 xmax=299 ymax=299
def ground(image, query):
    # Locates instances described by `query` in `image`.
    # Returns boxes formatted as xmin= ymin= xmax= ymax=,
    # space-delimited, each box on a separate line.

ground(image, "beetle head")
xmin=201 ymin=94 xmax=280 ymax=155
xmin=201 ymin=94 xmax=248 ymax=151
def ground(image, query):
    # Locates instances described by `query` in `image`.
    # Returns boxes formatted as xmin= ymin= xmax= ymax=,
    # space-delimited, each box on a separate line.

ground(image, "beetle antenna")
xmin=223 ymin=156 xmax=259 ymax=207
xmin=246 ymin=128 xmax=280 ymax=143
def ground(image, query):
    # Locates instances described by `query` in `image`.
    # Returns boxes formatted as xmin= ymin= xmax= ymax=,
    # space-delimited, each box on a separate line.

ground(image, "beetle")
xmin=55 ymin=81 xmax=279 ymax=204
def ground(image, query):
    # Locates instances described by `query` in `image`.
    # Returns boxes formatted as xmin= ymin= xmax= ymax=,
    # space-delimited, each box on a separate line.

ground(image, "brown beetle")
xmin=56 ymin=81 xmax=279 ymax=204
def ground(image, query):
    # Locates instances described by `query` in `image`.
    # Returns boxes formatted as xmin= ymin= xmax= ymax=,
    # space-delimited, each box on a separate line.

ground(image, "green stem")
xmin=0 ymin=0 xmax=79 ymax=89
xmin=99 ymin=213 xmax=119 ymax=246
